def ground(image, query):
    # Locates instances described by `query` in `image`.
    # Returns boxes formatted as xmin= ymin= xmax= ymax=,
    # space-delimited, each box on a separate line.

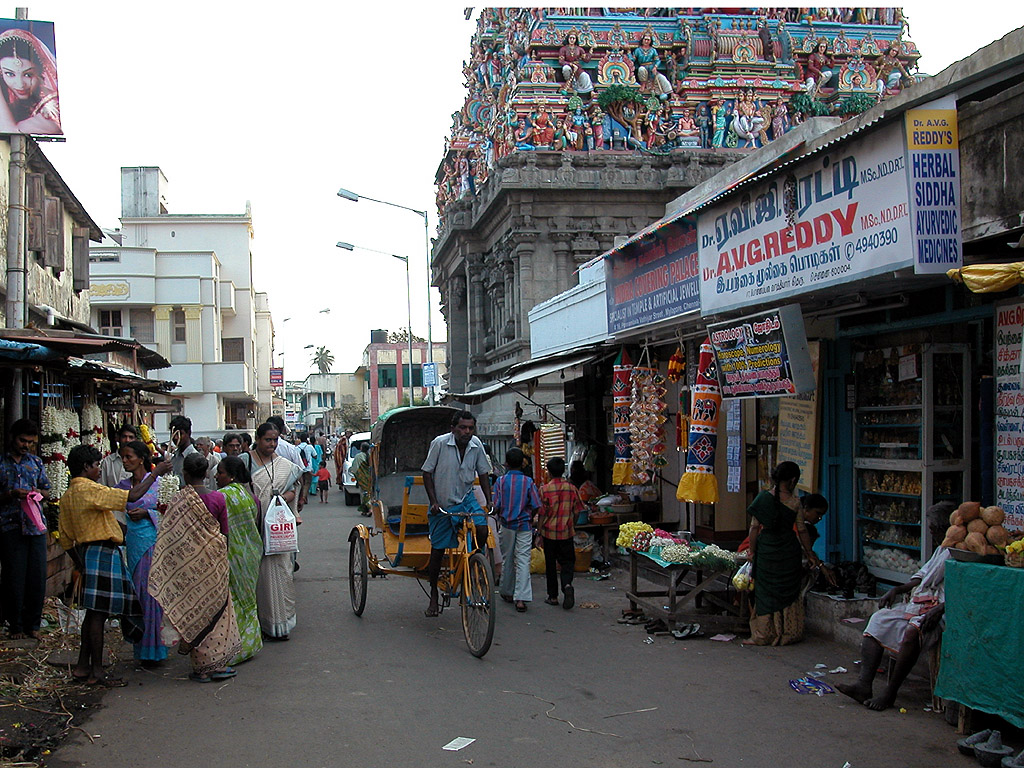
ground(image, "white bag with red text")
xmin=263 ymin=493 xmax=299 ymax=555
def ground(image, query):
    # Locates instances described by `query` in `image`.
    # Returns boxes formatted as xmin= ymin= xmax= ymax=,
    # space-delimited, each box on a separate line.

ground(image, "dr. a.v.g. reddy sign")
xmin=696 ymin=100 xmax=962 ymax=315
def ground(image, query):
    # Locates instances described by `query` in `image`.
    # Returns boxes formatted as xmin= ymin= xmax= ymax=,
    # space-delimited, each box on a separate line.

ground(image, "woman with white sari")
xmin=241 ymin=423 xmax=303 ymax=640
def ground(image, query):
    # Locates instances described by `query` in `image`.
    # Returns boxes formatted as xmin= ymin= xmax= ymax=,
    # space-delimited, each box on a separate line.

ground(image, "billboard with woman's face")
xmin=0 ymin=19 xmax=61 ymax=136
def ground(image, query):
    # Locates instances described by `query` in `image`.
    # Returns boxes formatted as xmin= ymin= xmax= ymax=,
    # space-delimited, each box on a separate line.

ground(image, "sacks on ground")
xmin=529 ymin=547 xmax=545 ymax=574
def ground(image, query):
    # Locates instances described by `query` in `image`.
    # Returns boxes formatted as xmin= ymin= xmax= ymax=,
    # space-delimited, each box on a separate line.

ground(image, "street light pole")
xmin=336 ymin=242 xmax=414 ymax=410
xmin=337 ymin=187 xmax=435 ymax=405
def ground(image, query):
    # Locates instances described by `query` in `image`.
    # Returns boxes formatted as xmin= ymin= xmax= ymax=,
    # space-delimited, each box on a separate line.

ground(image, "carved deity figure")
xmin=712 ymin=100 xmax=731 ymax=148
xmin=758 ymin=18 xmax=775 ymax=62
xmin=696 ymin=104 xmax=711 ymax=148
xmin=771 ymin=99 xmax=789 ymax=141
xmin=532 ymin=105 xmax=555 ymax=147
xmin=874 ymin=45 xmax=912 ymax=95
xmin=632 ymin=33 xmax=673 ymax=101
xmin=804 ymin=39 xmax=834 ymax=95
xmin=558 ymin=32 xmax=594 ymax=96
xmin=731 ymin=90 xmax=766 ymax=146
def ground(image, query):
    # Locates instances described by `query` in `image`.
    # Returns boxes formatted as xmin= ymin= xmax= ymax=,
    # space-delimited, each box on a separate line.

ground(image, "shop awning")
xmin=0 ymin=338 xmax=59 ymax=362
xmin=0 ymin=329 xmax=170 ymax=370
xmin=450 ymin=350 xmax=601 ymax=404
xmin=66 ymin=357 xmax=178 ymax=393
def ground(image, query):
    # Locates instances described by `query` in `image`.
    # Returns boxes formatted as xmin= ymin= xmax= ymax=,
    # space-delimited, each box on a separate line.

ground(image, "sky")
xmin=17 ymin=2 xmax=1024 ymax=380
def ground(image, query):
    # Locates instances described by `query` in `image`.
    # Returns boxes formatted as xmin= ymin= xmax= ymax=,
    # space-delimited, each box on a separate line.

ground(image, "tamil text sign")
xmin=270 ymin=367 xmax=284 ymax=387
xmin=708 ymin=304 xmax=815 ymax=398
xmin=606 ymin=218 xmax=700 ymax=334
xmin=697 ymin=122 xmax=913 ymax=314
xmin=995 ymin=300 xmax=1024 ymax=532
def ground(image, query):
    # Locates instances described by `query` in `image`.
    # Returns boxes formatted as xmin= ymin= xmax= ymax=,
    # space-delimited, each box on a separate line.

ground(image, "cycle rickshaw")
xmin=347 ymin=406 xmax=496 ymax=657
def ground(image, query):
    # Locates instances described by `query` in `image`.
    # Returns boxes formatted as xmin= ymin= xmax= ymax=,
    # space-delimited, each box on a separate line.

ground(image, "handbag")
xmin=263 ymin=492 xmax=299 ymax=555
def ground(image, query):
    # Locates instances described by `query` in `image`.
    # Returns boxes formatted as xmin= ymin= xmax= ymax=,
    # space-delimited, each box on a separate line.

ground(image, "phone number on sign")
xmin=844 ymin=227 xmax=899 ymax=259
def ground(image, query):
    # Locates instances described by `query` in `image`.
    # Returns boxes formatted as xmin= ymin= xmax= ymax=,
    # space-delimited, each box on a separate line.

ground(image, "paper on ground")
xmin=443 ymin=737 xmax=476 ymax=751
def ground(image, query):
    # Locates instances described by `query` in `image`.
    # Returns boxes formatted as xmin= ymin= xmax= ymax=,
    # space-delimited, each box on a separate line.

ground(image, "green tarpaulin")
xmin=934 ymin=560 xmax=1024 ymax=728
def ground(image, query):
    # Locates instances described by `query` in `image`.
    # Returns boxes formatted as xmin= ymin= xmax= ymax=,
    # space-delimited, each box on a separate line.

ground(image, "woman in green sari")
xmin=215 ymin=456 xmax=264 ymax=664
xmin=744 ymin=461 xmax=805 ymax=646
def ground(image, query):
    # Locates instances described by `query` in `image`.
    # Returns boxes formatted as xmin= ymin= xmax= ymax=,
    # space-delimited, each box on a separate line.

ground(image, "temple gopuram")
xmin=435 ymin=8 xmax=921 ymax=447
xmin=438 ymin=8 xmax=919 ymax=217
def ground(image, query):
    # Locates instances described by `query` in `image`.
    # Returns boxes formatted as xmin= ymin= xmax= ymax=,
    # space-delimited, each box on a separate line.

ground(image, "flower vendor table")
xmin=626 ymin=549 xmax=748 ymax=632
xmin=933 ymin=560 xmax=1024 ymax=729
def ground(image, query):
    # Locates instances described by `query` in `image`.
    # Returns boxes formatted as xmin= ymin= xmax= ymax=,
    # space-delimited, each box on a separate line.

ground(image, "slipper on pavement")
xmin=188 ymin=672 xmax=213 ymax=684
xmin=515 ymin=601 xmax=527 ymax=612
xmin=562 ymin=585 xmax=575 ymax=610
xmin=210 ymin=668 xmax=236 ymax=680
xmin=544 ymin=597 xmax=560 ymax=606
xmin=89 ymin=677 xmax=128 ymax=688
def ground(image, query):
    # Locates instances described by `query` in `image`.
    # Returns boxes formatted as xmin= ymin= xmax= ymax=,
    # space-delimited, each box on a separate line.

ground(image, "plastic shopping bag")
xmin=731 ymin=560 xmax=753 ymax=591
xmin=21 ymin=490 xmax=47 ymax=535
xmin=263 ymin=494 xmax=299 ymax=555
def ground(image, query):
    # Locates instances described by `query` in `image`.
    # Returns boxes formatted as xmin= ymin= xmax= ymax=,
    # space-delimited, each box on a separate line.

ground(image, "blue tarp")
xmin=0 ymin=338 xmax=58 ymax=361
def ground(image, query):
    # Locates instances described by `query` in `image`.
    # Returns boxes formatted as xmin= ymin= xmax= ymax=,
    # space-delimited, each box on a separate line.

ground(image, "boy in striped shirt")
xmin=539 ymin=457 xmax=584 ymax=609
xmin=492 ymin=447 xmax=541 ymax=613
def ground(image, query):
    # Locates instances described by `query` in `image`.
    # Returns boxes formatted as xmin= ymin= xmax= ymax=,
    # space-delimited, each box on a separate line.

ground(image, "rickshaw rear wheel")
xmin=461 ymin=551 xmax=495 ymax=657
xmin=348 ymin=531 xmax=368 ymax=616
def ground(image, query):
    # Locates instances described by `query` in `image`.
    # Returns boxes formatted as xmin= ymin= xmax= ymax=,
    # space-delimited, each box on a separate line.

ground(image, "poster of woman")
xmin=0 ymin=19 xmax=61 ymax=135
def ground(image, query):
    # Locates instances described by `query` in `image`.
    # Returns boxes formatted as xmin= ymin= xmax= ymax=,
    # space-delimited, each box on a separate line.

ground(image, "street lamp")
xmin=336 ymin=187 xmax=435 ymax=404
xmin=336 ymin=241 xmax=415 ymax=410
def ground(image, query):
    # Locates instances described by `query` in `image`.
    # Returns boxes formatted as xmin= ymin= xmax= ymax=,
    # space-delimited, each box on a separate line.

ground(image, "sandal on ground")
xmin=176 ymin=639 xmax=193 ymax=655
xmin=189 ymin=672 xmax=213 ymax=683
xmin=515 ymin=601 xmax=527 ymax=612
xmin=500 ymin=594 xmax=514 ymax=604
xmin=671 ymin=623 xmax=702 ymax=640
xmin=88 ymin=676 xmax=128 ymax=688
xmin=210 ymin=667 xmax=236 ymax=680
xmin=562 ymin=585 xmax=575 ymax=610
xmin=424 ymin=606 xmax=440 ymax=618
xmin=544 ymin=597 xmax=560 ymax=606
xmin=71 ymin=670 xmax=91 ymax=683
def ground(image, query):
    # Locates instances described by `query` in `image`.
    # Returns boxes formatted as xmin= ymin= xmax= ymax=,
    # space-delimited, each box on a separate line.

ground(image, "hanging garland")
xmin=40 ymin=406 xmax=81 ymax=500
xmin=628 ymin=354 xmax=668 ymax=484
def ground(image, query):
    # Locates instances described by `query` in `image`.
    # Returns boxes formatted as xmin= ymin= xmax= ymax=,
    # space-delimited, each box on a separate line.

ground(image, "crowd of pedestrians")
xmin=0 ymin=413 xmax=339 ymax=686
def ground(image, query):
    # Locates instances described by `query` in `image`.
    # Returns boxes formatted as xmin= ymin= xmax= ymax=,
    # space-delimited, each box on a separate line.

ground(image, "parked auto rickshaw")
xmin=347 ymin=406 xmax=496 ymax=657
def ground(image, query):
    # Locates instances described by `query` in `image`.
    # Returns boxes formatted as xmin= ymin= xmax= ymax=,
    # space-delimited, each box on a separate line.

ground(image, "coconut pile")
xmin=940 ymin=502 xmax=1009 ymax=555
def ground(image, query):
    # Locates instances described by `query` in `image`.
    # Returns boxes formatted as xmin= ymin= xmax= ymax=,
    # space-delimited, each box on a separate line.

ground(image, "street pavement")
xmin=52 ymin=490 xmax=964 ymax=768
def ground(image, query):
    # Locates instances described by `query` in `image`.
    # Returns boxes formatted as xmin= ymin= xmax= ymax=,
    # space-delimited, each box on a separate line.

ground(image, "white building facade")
xmin=88 ymin=167 xmax=275 ymax=436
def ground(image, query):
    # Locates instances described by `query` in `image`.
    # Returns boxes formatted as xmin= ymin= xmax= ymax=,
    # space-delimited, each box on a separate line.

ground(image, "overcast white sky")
xmin=19 ymin=3 xmax=1024 ymax=378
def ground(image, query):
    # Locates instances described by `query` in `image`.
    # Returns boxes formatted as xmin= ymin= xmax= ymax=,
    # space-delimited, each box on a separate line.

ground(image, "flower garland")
xmin=80 ymin=403 xmax=106 ymax=452
xmin=39 ymin=406 xmax=81 ymax=500
xmin=156 ymin=474 xmax=180 ymax=508
xmin=628 ymin=366 xmax=668 ymax=484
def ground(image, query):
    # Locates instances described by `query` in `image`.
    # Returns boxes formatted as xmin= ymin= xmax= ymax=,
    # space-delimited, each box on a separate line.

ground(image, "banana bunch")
xmin=139 ymin=424 xmax=158 ymax=456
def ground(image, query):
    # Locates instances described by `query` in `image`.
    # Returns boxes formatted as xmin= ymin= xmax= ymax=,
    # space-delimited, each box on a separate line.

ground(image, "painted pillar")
xmin=184 ymin=305 xmax=203 ymax=362
xmin=153 ymin=305 xmax=171 ymax=358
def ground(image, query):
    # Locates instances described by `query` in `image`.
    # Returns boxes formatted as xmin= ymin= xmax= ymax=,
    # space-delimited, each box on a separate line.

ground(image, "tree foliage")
xmin=311 ymin=346 xmax=334 ymax=375
xmin=335 ymin=402 xmax=367 ymax=431
xmin=388 ymin=327 xmax=426 ymax=343
xmin=789 ymin=92 xmax=831 ymax=117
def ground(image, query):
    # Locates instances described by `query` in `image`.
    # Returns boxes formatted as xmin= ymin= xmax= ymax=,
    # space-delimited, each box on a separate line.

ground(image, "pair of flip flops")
xmin=671 ymin=623 xmax=702 ymax=639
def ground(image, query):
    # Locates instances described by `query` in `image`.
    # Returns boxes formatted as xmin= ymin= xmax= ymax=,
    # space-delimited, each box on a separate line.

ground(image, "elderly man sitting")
xmin=837 ymin=501 xmax=955 ymax=711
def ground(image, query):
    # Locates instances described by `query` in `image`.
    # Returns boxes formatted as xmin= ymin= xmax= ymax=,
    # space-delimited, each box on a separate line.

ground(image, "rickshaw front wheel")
xmin=349 ymin=531 xmax=368 ymax=616
xmin=461 ymin=551 xmax=495 ymax=657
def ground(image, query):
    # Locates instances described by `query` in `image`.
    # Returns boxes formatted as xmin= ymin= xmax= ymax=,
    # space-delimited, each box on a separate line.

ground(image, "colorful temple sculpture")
xmin=437 ymin=8 xmax=920 ymax=221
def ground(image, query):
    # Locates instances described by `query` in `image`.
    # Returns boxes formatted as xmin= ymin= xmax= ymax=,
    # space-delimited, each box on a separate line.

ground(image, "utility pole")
xmin=4 ymin=6 xmax=30 ymax=422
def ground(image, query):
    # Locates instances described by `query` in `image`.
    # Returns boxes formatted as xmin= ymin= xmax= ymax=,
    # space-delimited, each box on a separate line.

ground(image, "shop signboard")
xmin=905 ymin=95 xmax=962 ymax=274
xmin=0 ymin=18 xmax=62 ymax=136
xmin=270 ymin=367 xmax=284 ymax=386
xmin=995 ymin=300 xmax=1024 ymax=532
xmin=422 ymin=361 xmax=438 ymax=387
xmin=777 ymin=340 xmax=821 ymax=493
xmin=605 ymin=218 xmax=700 ymax=334
xmin=697 ymin=122 xmax=913 ymax=314
xmin=708 ymin=304 xmax=815 ymax=398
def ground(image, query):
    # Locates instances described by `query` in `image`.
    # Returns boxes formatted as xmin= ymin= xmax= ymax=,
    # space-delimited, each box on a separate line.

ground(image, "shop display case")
xmin=853 ymin=344 xmax=969 ymax=583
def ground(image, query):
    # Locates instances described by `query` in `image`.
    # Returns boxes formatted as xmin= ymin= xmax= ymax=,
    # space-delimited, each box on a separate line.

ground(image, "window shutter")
xmin=72 ymin=227 xmax=89 ymax=291
xmin=26 ymin=173 xmax=45 ymax=252
xmin=43 ymin=196 xmax=65 ymax=272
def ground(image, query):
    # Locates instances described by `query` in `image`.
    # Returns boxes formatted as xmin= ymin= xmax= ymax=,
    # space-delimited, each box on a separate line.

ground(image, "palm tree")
xmin=312 ymin=346 xmax=334 ymax=374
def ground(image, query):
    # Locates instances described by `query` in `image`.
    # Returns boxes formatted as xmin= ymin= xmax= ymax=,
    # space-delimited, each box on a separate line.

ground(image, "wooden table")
xmin=625 ymin=549 xmax=748 ymax=632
